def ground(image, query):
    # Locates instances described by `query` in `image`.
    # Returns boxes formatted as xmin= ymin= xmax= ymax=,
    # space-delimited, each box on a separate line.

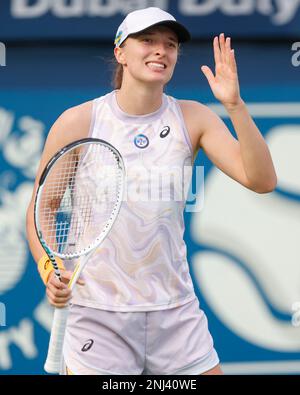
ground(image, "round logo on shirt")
xmin=134 ymin=134 xmax=149 ymax=149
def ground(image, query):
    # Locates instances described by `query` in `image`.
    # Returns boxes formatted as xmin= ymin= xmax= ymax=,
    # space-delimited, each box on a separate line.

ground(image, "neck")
xmin=116 ymin=80 xmax=164 ymax=115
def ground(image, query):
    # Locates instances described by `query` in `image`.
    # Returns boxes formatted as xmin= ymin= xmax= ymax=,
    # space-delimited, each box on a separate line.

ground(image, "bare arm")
xmin=180 ymin=34 xmax=277 ymax=193
xmin=26 ymin=101 xmax=92 ymax=262
xmin=223 ymin=100 xmax=277 ymax=192
xmin=26 ymin=101 xmax=91 ymax=306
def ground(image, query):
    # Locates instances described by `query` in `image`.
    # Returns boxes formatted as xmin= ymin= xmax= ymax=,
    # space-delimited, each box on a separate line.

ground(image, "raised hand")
xmin=201 ymin=33 xmax=242 ymax=110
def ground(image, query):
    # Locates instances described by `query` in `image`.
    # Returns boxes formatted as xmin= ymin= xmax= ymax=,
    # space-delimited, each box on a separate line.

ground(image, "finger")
xmin=61 ymin=271 xmax=86 ymax=286
xmin=219 ymin=33 xmax=226 ymax=64
xmin=48 ymin=297 xmax=70 ymax=308
xmin=225 ymin=37 xmax=231 ymax=65
xmin=47 ymin=288 xmax=71 ymax=302
xmin=60 ymin=271 xmax=73 ymax=286
xmin=230 ymin=49 xmax=238 ymax=73
xmin=49 ymin=271 xmax=68 ymax=289
xmin=201 ymin=65 xmax=215 ymax=86
xmin=46 ymin=287 xmax=71 ymax=307
xmin=76 ymin=278 xmax=85 ymax=286
xmin=53 ymin=277 xmax=69 ymax=289
xmin=213 ymin=36 xmax=221 ymax=65
xmin=46 ymin=289 xmax=71 ymax=306
xmin=54 ymin=303 xmax=70 ymax=309
xmin=47 ymin=281 xmax=72 ymax=298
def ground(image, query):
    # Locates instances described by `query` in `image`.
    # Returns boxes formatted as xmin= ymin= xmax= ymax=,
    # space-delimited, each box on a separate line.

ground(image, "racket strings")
xmin=38 ymin=143 xmax=123 ymax=256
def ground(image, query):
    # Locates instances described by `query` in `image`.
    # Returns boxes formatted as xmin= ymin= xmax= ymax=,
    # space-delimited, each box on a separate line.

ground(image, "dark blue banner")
xmin=1 ymin=0 xmax=300 ymax=41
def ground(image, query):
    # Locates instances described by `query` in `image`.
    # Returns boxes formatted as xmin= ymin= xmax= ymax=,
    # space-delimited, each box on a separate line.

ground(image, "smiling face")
xmin=114 ymin=25 xmax=179 ymax=88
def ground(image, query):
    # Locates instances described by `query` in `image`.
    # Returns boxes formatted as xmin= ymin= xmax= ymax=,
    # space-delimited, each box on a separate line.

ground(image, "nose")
xmin=154 ymin=42 xmax=167 ymax=56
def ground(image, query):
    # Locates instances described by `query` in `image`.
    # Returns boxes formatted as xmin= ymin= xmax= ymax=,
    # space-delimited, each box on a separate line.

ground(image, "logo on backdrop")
xmin=0 ymin=303 xmax=5 ymax=326
xmin=0 ymin=42 xmax=6 ymax=67
xmin=7 ymin=0 xmax=300 ymax=26
xmin=190 ymin=108 xmax=300 ymax=371
xmin=0 ymin=106 xmax=52 ymax=372
xmin=291 ymin=42 xmax=300 ymax=67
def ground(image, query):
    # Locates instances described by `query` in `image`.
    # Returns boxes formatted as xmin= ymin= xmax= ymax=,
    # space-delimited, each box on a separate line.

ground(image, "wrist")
xmin=38 ymin=255 xmax=65 ymax=285
xmin=224 ymin=98 xmax=245 ymax=113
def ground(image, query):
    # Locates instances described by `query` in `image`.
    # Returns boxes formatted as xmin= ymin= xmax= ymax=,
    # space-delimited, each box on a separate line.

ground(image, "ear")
xmin=114 ymin=46 xmax=126 ymax=66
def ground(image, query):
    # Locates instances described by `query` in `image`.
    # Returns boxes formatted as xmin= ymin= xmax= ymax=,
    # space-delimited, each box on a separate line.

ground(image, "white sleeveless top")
xmin=71 ymin=91 xmax=196 ymax=311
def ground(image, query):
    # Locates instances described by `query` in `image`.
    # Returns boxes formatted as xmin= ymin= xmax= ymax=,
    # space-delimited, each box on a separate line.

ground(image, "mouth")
xmin=146 ymin=61 xmax=167 ymax=71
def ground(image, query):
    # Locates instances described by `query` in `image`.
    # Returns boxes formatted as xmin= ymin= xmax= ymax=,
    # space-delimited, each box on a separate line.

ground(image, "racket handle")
xmin=44 ymin=306 xmax=69 ymax=374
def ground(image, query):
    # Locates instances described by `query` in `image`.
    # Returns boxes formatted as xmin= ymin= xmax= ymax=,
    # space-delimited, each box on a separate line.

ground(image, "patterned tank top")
xmin=71 ymin=90 xmax=196 ymax=311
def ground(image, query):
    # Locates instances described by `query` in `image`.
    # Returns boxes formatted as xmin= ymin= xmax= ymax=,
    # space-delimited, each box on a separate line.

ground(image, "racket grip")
xmin=44 ymin=306 xmax=69 ymax=374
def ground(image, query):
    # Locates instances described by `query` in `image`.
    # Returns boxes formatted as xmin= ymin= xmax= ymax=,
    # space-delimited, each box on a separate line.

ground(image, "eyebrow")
xmin=140 ymin=31 xmax=178 ymax=43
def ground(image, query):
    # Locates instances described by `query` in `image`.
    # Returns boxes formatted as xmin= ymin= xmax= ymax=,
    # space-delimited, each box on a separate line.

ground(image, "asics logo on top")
xmin=160 ymin=126 xmax=171 ymax=138
xmin=81 ymin=339 xmax=94 ymax=352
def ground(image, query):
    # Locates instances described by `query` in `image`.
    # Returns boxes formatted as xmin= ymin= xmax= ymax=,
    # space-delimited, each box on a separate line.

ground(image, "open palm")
xmin=201 ymin=33 xmax=241 ymax=109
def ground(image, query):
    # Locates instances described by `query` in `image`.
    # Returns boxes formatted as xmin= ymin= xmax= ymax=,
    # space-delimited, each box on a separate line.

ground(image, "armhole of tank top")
xmin=173 ymin=99 xmax=193 ymax=157
xmin=88 ymin=98 xmax=97 ymax=138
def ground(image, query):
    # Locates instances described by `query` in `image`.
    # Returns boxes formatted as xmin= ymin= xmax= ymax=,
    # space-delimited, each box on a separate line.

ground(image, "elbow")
xmin=251 ymin=175 xmax=277 ymax=194
xmin=254 ymin=185 xmax=276 ymax=194
xmin=26 ymin=204 xmax=35 ymax=235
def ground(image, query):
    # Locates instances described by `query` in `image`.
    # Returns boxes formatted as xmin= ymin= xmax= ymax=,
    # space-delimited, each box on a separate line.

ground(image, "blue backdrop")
xmin=0 ymin=37 xmax=300 ymax=374
xmin=1 ymin=0 xmax=300 ymax=40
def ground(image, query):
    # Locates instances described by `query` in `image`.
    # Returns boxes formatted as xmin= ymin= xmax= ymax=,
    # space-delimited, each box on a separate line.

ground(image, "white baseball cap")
xmin=114 ymin=7 xmax=191 ymax=47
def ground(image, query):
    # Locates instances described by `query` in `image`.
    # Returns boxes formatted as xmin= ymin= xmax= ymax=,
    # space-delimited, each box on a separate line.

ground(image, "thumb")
xmin=201 ymin=65 xmax=215 ymax=86
xmin=61 ymin=270 xmax=86 ymax=286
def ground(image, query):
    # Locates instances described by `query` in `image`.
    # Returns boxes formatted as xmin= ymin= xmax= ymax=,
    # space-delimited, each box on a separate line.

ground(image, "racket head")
xmin=34 ymin=137 xmax=125 ymax=260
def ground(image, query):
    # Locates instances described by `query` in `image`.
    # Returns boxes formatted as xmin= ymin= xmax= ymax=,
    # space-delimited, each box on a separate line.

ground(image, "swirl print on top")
xmin=70 ymin=91 xmax=197 ymax=312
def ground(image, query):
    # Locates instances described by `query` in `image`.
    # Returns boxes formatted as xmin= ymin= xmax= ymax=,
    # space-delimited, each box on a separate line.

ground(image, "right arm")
xmin=26 ymin=101 xmax=92 ymax=306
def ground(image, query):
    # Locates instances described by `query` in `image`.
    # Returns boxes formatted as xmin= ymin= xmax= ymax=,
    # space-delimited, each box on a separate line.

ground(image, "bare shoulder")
xmin=27 ymin=100 xmax=94 ymax=207
xmin=53 ymin=100 xmax=93 ymax=143
xmin=44 ymin=100 xmax=93 ymax=153
xmin=178 ymin=99 xmax=206 ymax=112
xmin=37 ymin=100 xmax=93 ymax=176
xmin=178 ymin=99 xmax=216 ymax=121
xmin=177 ymin=99 xmax=218 ymax=151
xmin=178 ymin=99 xmax=225 ymax=133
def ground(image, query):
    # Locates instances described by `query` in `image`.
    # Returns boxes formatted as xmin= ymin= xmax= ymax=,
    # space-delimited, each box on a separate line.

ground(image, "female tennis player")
xmin=26 ymin=7 xmax=277 ymax=375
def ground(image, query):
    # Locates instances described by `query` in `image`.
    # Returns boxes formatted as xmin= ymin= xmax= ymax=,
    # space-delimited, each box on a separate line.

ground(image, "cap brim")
xmin=155 ymin=20 xmax=191 ymax=43
xmin=131 ymin=20 xmax=191 ymax=43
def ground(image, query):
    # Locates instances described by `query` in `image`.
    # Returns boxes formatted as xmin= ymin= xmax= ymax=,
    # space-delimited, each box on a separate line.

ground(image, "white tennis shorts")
xmin=62 ymin=296 xmax=219 ymax=375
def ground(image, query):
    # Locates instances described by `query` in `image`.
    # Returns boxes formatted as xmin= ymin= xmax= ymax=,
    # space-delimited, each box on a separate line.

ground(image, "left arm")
xmin=223 ymin=99 xmax=277 ymax=193
xmin=199 ymin=33 xmax=277 ymax=193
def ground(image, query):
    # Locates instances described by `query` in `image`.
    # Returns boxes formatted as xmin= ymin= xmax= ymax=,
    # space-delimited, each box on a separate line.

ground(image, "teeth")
xmin=147 ymin=62 xmax=165 ymax=69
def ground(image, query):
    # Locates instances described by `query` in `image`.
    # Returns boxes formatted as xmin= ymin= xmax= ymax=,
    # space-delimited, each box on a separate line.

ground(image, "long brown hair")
xmin=113 ymin=62 xmax=123 ymax=90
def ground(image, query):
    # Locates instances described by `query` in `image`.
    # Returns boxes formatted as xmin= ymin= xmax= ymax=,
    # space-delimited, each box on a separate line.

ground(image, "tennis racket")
xmin=34 ymin=137 xmax=125 ymax=374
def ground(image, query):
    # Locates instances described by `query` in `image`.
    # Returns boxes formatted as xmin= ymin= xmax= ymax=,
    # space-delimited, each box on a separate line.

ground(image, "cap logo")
xmin=114 ymin=31 xmax=123 ymax=46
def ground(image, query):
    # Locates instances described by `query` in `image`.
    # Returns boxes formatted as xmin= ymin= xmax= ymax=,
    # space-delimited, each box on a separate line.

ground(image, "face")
xmin=114 ymin=26 xmax=179 ymax=87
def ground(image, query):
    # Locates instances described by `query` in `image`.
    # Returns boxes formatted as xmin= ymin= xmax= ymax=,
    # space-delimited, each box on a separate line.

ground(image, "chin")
xmin=144 ymin=73 xmax=171 ymax=85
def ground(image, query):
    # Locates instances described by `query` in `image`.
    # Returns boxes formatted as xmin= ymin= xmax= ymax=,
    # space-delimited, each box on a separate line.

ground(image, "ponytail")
xmin=112 ymin=62 xmax=123 ymax=90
